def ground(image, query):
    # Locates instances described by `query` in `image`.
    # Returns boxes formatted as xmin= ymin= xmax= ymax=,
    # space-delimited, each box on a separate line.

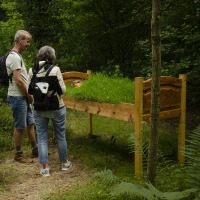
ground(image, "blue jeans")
xmin=7 ymin=96 xmax=34 ymax=129
xmin=33 ymin=107 xmax=67 ymax=164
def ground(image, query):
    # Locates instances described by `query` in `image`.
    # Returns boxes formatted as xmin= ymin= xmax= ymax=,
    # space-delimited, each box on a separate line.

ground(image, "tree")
xmin=0 ymin=1 xmax=24 ymax=53
xmin=147 ymin=0 xmax=161 ymax=185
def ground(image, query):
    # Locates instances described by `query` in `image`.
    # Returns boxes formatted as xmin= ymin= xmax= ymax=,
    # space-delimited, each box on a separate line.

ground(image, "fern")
xmin=93 ymin=169 xmax=198 ymax=200
xmin=111 ymin=182 xmax=157 ymax=199
xmin=111 ymin=182 xmax=197 ymax=200
xmin=92 ymin=169 xmax=121 ymax=187
xmin=185 ymin=126 xmax=200 ymax=189
xmin=127 ymin=128 xmax=149 ymax=155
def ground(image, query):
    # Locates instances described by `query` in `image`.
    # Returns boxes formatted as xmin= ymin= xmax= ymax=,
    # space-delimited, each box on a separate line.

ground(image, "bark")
xmin=147 ymin=0 xmax=161 ymax=185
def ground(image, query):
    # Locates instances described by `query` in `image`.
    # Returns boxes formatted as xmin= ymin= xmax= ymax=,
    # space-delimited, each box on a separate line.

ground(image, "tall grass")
xmin=65 ymin=73 xmax=135 ymax=104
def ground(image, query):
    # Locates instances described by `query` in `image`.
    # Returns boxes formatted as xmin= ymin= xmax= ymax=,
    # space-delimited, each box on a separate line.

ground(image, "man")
xmin=6 ymin=30 xmax=38 ymax=162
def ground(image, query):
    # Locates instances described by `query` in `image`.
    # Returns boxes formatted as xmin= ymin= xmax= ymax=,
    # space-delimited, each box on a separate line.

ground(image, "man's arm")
xmin=13 ymin=69 xmax=33 ymax=103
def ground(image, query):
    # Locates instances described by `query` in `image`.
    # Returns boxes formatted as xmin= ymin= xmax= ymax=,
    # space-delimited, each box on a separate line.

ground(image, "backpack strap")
xmin=8 ymin=50 xmax=23 ymax=84
xmin=31 ymin=65 xmax=44 ymax=80
xmin=44 ymin=65 xmax=54 ymax=80
xmin=44 ymin=65 xmax=57 ymax=97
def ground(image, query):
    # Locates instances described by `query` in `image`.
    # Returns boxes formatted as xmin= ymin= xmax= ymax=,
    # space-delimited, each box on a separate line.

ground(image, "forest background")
xmin=0 ymin=0 xmax=200 ymax=107
xmin=0 ymin=0 xmax=200 ymax=199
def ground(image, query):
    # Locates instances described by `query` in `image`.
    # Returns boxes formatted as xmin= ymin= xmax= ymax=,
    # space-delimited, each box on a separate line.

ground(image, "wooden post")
xmin=134 ymin=77 xmax=143 ymax=178
xmin=87 ymin=70 xmax=93 ymax=137
xmin=178 ymin=74 xmax=186 ymax=165
xmin=88 ymin=113 xmax=93 ymax=137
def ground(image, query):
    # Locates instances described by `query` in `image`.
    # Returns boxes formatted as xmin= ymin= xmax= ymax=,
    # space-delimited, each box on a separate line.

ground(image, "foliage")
xmin=0 ymin=87 xmax=7 ymax=102
xmin=65 ymin=73 xmax=134 ymax=104
xmin=127 ymin=126 xmax=149 ymax=164
xmin=0 ymin=103 xmax=199 ymax=199
xmin=185 ymin=126 xmax=200 ymax=189
xmin=93 ymin=169 xmax=121 ymax=187
xmin=0 ymin=0 xmax=199 ymax=105
xmin=90 ymin=169 xmax=198 ymax=200
xmin=0 ymin=100 xmax=14 ymax=152
xmin=111 ymin=181 xmax=197 ymax=200
xmin=0 ymin=0 xmax=24 ymax=54
xmin=0 ymin=0 xmax=37 ymax=69
xmin=92 ymin=167 xmax=197 ymax=200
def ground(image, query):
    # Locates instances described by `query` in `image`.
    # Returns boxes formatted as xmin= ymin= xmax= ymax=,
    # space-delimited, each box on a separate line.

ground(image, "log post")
xmin=87 ymin=70 xmax=93 ymax=137
xmin=134 ymin=77 xmax=143 ymax=178
xmin=178 ymin=74 xmax=186 ymax=165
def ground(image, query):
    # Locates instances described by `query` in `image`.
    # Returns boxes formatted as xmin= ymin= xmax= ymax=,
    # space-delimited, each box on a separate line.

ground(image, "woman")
xmin=28 ymin=45 xmax=71 ymax=177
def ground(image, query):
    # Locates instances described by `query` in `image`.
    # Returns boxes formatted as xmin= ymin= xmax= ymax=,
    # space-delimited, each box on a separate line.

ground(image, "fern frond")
xmin=111 ymin=182 xmax=156 ymax=200
xmin=111 ymin=182 xmax=198 ymax=200
xmin=161 ymin=188 xmax=198 ymax=200
xmin=92 ymin=169 xmax=121 ymax=187
xmin=185 ymin=125 xmax=200 ymax=188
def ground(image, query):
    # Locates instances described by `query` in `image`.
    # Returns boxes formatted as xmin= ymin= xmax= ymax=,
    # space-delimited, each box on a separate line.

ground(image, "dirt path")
xmin=0 ymin=147 xmax=91 ymax=200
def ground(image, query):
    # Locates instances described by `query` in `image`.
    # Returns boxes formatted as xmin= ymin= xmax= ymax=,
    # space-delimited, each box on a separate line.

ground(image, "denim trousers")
xmin=7 ymin=96 xmax=34 ymax=129
xmin=33 ymin=107 xmax=67 ymax=164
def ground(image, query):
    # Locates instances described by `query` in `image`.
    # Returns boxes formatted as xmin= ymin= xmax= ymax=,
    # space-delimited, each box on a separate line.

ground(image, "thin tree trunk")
xmin=147 ymin=0 xmax=161 ymax=185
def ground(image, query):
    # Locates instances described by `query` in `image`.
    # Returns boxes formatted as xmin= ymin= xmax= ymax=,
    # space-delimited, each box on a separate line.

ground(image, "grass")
xmin=0 ymin=104 xmax=189 ymax=199
xmin=0 ymin=73 xmax=189 ymax=199
xmin=65 ymin=73 xmax=135 ymax=104
xmin=66 ymin=110 xmax=135 ymax=180
xmin=45 ymin=181 xmax=111 ymax=200
xmin=43 ymin=109 xmax=187 ymax=200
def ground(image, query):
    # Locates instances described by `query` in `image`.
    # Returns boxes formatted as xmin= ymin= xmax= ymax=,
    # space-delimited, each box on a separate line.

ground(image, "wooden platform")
xmin=62 ymin=71 xmax=186 ymax=178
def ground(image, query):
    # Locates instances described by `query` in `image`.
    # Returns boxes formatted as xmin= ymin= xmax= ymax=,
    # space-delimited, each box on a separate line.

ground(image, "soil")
xmin=0 ymin=146 xmax=91 ymax=200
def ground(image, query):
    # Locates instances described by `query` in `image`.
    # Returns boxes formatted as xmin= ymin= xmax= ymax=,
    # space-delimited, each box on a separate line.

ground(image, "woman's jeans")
xmin=34 ymin=107 xmax=67 ymax=164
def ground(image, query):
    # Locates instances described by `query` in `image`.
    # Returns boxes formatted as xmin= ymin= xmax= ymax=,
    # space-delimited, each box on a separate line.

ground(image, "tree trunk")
xmin=147 ymin=0 xmax=161 ymax=185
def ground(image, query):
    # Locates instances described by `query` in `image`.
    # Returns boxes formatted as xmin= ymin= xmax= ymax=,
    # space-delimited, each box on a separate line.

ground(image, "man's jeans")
xmin=33 ymin=107 xmax=67 ymax=164
xmin=7 ymin=96 xmax=34 ymax=129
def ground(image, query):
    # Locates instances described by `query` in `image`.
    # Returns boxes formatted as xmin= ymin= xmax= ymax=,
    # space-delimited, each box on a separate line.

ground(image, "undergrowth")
xmin=44 ymin=110 xmax=190 ymax=200
xmin=0 ymin=104 xmax=196 ymax=199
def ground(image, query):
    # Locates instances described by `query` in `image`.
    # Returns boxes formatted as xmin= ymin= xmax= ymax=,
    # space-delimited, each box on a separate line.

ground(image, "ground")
xmin=0 ymin=109 xmax=199 ymax=200
xmin=0 ymin=146 xmax=91 ymax=200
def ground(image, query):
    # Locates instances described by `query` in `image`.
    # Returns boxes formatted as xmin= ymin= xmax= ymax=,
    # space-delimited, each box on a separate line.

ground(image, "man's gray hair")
xmin=14 ymin=30 xmax=32 ymax=42
xmin=37 ymin=45 xmax=56 ymax=63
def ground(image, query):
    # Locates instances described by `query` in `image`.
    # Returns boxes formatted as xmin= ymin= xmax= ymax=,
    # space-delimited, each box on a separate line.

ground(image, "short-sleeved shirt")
xmin=6 ymin=52 xmax=28 ymax=96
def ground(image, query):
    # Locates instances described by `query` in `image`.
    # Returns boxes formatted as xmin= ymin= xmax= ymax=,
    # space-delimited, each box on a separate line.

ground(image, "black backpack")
xmin=0 ymin=51 xmax=22 ymax=86
xmin=29 ymin=65 xmax=56 ymax=110
xmin=0 ymin=53 xmax=11 ymax=86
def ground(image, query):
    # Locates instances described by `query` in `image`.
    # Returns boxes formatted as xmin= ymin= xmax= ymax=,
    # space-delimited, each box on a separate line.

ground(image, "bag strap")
xmin=8 ymin=50 xmax=23 ymax=84
xmin=31 ymin=64 xmax=53 ymax=81
xmin=44 ymin=65 xmax=57 ymax=97
xmin=44 ymin=65 xmax=54 ymax=80
xmin=9 ymin=50 xmax=23 ymax=68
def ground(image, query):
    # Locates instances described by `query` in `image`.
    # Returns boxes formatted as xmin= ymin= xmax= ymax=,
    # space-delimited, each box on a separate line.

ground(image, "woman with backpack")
xmin=28 ymin=45 xmax=72 ymax=177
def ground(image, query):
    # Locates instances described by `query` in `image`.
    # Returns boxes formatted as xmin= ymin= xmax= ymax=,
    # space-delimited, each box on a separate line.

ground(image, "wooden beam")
xmin=134 ymin=77 xmax=143 ymax=178
xmin=63 ymin=96 xmax=135 ymax=122
xmin=178 ymin=74 xmax=186 ymax=165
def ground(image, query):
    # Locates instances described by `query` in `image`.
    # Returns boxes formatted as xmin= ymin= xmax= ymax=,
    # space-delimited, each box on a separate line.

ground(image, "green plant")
xmin=92 ymin=169 xmax=197 ymax=200
xmin=185 ymin=126 xmax=200 ymax=189
xmin=0 ymin=101 xmax=13 ymax=152
xmin=65 ymin=73 xmax=134 ymax=104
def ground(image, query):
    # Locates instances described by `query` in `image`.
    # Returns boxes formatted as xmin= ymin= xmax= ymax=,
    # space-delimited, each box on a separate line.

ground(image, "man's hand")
xmin=27 ymin=94 xmax=33 ymax=104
